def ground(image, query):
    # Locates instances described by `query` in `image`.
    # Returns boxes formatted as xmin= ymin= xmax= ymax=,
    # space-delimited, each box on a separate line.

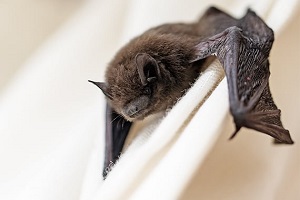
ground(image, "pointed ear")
xmin=88 ymin=80 xmax=113 ymax=99
xmin=135 ymin=53 xmax=161 ymax=86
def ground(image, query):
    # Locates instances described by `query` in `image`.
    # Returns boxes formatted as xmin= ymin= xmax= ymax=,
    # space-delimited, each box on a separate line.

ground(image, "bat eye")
xmin=147 ymin=77 xmax=157 ymax=83
xmin=143 ymin=87 xmax=152 ymax=95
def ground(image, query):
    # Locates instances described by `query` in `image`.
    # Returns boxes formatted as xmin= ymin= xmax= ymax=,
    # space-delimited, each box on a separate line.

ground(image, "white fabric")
xmin=0 ymin=0 xmax=299 ymax=199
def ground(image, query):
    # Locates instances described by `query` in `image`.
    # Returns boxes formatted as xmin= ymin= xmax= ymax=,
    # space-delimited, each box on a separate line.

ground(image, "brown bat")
xmin=89 ymin=7 xmax=294 ymax=178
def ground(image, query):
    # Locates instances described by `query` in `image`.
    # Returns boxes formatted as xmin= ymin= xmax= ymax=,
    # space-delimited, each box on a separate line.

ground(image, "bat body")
xmin=89 ymin=7 xmax=294 ymax=178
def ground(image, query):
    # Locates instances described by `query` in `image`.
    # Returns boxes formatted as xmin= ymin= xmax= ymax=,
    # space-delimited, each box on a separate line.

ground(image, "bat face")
xmin=105 ymin=53 xmax=161 ymax=121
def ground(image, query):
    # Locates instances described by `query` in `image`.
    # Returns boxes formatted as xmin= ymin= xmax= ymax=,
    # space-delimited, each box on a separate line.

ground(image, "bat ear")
xmin=135 ymin=53 xmax=161 ymax=86
xmin=88 ymin=80 xmax=113 ymax=99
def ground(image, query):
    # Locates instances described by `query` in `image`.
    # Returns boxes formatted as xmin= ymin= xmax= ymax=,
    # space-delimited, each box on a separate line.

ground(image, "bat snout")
xmin=124 ymin=104 xmax=140 ymax=117
xmin=123 ymin=95 xmax=150 ymax=119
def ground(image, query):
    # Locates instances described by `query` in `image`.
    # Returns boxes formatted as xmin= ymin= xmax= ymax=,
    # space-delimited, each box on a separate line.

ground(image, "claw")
xmin=229 ymin=125 xmax=241 ymax=140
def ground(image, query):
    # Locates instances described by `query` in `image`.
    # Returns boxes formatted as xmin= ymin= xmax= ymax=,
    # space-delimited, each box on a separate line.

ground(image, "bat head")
xmin=90 ymin=34 xmax=199 ymax=121
xmin=102 ymin=52 xmax=171 ymax=121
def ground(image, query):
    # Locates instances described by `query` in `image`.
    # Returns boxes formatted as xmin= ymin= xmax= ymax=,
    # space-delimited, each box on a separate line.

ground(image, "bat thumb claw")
xmin=229 ymin=126 xmax=241 ymax=140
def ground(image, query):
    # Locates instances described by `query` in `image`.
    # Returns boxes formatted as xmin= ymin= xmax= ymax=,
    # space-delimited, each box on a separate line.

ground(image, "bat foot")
xmin=231 ymin=110 xmax=293 ymax=144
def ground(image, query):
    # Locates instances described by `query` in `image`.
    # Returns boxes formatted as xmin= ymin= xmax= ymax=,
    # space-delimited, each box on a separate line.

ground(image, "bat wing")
xmin=103 ymin=103 xmax=132 ymax=178
xmin=191 ymin=9 xmax=293 ymax=144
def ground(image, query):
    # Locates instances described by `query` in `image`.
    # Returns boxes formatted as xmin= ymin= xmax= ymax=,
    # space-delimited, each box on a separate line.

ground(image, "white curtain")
xmin=0 ymin=0 xmax=299 ymax=199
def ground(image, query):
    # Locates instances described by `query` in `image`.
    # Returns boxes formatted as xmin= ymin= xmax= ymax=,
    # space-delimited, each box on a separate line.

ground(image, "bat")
xmin=89 ymin=7 xmax=294 ymax=178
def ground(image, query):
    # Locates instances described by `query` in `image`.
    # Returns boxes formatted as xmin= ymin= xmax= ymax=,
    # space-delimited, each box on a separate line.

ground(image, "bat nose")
xmin=125 ymin=105 xmax=139 ymax=117
xmin=123 ymin=96 xmax=149 ymax=118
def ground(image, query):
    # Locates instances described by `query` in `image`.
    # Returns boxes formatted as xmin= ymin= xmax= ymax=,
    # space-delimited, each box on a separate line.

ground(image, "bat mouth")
xmin=122 ymin=108 xmax=151 ymax=121
xmin=125 ymin=112 xmax=145 ymax=121
xmin=122 ymin=96 xmax=151 ymax=121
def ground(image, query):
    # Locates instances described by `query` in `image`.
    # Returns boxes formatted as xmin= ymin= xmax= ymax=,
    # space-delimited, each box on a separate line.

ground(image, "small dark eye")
xmin=144 ymin=87 xmax=151 ymax=95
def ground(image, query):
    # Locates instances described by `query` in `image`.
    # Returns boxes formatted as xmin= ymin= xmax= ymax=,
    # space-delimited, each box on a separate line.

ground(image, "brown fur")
xmin=105 ymin=25 xmax=204 ymax=120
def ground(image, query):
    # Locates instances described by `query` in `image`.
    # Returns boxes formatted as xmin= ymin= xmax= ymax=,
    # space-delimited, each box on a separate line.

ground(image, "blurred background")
xmin=0 ymin=0 xmax=84 ymax=90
